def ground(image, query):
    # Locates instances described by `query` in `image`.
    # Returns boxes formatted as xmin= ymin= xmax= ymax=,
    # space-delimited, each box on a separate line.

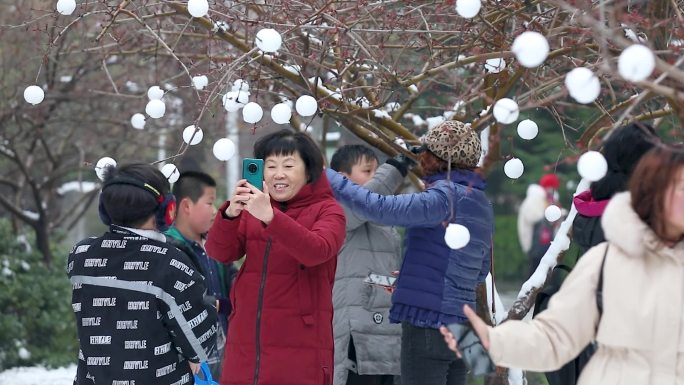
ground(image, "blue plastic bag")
xmin=193 ymin=362 xmax=218 ymax=385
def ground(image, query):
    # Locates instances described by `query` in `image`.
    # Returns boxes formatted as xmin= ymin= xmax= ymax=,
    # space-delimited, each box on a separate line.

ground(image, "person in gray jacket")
xmin=329 ymin=145 xmax=410 ymax=385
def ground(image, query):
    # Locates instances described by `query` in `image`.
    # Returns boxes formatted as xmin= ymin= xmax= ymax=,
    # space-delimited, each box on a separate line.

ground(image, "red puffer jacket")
xmin=206 ymin=172 xmax=346 ymax=385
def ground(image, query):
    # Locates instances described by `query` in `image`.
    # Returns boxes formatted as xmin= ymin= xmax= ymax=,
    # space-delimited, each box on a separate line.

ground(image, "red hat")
xmin=539 ymin=173 xmax=560 ymax=189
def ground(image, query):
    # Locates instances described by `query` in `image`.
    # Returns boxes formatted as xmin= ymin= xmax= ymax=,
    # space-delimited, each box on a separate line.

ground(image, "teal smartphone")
xmin=242 ymin=158 xmax=264 ymax=191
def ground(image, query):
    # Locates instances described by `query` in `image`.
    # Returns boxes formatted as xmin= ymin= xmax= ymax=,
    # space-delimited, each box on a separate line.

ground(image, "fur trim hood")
xmin=601 ymin=191 xmax=684 ymax=258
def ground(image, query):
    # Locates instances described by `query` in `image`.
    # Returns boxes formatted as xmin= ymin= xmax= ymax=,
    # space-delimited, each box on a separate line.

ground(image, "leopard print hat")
xmin=422 ymin=120 xmax=482 ymax=168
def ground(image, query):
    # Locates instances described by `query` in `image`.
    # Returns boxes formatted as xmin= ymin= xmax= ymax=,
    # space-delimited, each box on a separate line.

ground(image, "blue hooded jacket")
xmin=326 ymin=167 xmax=493 ymax=328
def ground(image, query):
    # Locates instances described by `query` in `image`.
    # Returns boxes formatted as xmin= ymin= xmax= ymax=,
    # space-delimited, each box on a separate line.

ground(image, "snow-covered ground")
xmin=0 ymin=364 xmax=76 ymax=385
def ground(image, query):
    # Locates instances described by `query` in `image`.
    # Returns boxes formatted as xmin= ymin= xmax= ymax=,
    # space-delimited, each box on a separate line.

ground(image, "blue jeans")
xmin=400 ymin=322 xmax=468 ymax=385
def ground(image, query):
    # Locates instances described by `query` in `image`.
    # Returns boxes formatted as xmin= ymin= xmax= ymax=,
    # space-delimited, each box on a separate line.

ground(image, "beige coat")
xmin=489 ymin=192 xmax=684 ymax=385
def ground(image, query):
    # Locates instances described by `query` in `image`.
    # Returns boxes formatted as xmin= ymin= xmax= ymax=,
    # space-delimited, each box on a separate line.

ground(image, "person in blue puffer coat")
xmin=326 ymin=120 xmax=494 ymax=385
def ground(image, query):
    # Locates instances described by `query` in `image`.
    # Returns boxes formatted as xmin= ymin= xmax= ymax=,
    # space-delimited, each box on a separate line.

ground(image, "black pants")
xmin=346 ymin=371 xmax=395 ymax=385
xmin=400 ymin=322 xmax=467 ymax=385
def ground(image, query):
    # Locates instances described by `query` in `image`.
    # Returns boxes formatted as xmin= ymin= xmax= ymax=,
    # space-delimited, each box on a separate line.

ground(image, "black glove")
xmin=386 ymin=154 xmax=416 ymax=177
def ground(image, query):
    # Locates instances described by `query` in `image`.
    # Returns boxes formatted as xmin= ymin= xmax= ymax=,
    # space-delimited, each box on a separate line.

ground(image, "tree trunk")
xmin=34 ymin=220 xmax=53 ymax=265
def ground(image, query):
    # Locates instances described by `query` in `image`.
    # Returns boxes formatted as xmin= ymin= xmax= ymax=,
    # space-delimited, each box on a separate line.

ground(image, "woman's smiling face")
xmin=264 ymin=151 xmax=307 ymax=202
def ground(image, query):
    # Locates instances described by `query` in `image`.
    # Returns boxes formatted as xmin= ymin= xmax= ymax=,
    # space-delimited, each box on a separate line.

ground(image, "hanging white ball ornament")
xmin=545 ymin=205 xmax=562 ymax=222
xmin=444 ymin=223 xmax=471 ymax=249
xmin=147 ymin=86 xmax=164 ymax=100
xmin=517 ymin=119 xmax=538 ymax=140
xmin=56 ymin=0 xmax=76 ymax=15
xmin=187 ymin=0 xmax=209 ymax=18
xmin=618 ymin=44 xmax=656 ymax=82
xmin=455 ymin=0 xmax=481 ymax=19
xmin=493 ymin=98 xmax=519 ymax=124
xmin=296 ymin=95 xmax=318 ymax=116
xmin=577 ymin=151 xmax=608 ymax=182
xmin=564 ymin=67 xmax=601 ymax=104
xmin=255 ymin=28 xmax=283 ymax=53
xmin=504 ymin=158 xmax=524 ymax=179
xmin=145 ymin=99 xmax=166 ymax=119
xmin=95 ymin=157 xmax=117 ymax=181
xmin=222 ymin=91 xmax=246 ymax=112
xmin=484 ymin=58 xmax=506 ymax=73
xmin=192 ymin=75 xmax=208 ymax=90
xmin=182 ymin=125 xmax=203 ymax=145
xmin=23 ymin=85 xmax=44 ymax=105
xmin=130 ymin=113 xmax=146 ymax=130
xmin=161 ymin=164 xmax=180 ymax=184
xmin=242 ymin=102 xmax=264 ymax=124
xmin=271 ymin=103 xmax=292 ymax=124
xmin=213 ymin=138 xmax=236 ymax=161
xmin=511 ymin=31 xmax=550 ymax=68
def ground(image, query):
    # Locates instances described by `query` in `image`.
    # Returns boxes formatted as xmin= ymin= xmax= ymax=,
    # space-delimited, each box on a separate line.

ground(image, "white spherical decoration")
xmin=444 ymin=223 xmax=471 ymax=250
xmin=56 ymin=0 xmax=76 ymax=15
xmin=161 ymin=163 xmax=180 ymax=184
xmin=564 ymin=67 xmax=601 ymax=104
xmin=130 ymin=113 xmax=146 ymax=130
xmin=545 ymin=205 xmax=562 ymax=222
xmin=618 ymin=44 xmax=656 ymax=82
xmin=295 ymin=95 xmax=318 ymax=116
xmin=271 ymin=103 xmax=292 ymax=124
xmin=493 ymin=98 xmax=519 ymax=124
xmin=23 ymin=85 xmax=44 ymax=105
xmin=145 ymin=99 xmax=166 ymax=119
xmin=484 ymin=58 xmax=506 ymax=73
xmin=187 ymin=0 xmax=209 ymax=18
xmin=517 ymin=119 xmax=538 ymax=140
xmin=255 ymin=28 xmax=283 ymax=53
xmin=577 ymin=151 xmax=608 ymax=182
xmin=231 ymin=79 xmax=249 ymax=92
xmin=511 ymin=31 xmax=550 ymax=68
xmin=182 ymin=125 xmax=203 ymax=145
xmin=213 ymin=138 xmax=236 ymax=161
xmin=242 ymin=102 xmax=264 ymax=124
xmin=455 ymin=0 xmax=481 ymax=19
xmin=222 ymin=91 xmax=247 ymax=112
xmin=504 ymin=157 xmax=524 ymax=179
xmin=95 ymin=157 xmax=117 ymax=181
xmin=147 ymin=86 xmax=164 ymax=100
xmin=18 ymin=347 xmax=31 ymax=360
xmin=192 ymin=75 xmax=208 ymax=90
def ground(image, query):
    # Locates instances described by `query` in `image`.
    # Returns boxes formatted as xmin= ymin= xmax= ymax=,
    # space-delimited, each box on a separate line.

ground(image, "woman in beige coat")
xmin=441 ymin=144 xmax=684 ymax=385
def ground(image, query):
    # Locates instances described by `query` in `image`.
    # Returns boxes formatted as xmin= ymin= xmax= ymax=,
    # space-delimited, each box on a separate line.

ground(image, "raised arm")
xmin=344 ymin=163 xmax=405 ymax=232
xmin=486 ymin=244 xmax=605 ymax=371
xmin=205 ymin=201 xmax=247 ymax=263
xmin=326 ymin=168 xmax=451 ymax=227
xmin=266 ymin=200 xmax=346 ymax=267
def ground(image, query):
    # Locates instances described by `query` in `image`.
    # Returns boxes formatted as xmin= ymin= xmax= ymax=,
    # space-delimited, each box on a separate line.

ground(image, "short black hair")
xmin=253 ymin=130 xmax=324 ymax=183
xmin=330 ymin=145 xmax=378 ymax=174
xmin=101 ymin=163 xmax=170 ymax=228
xmin=591 ymin=122 xmax=659 ymax=200
xmin=172 ymin=171 xmax=216 ymax=203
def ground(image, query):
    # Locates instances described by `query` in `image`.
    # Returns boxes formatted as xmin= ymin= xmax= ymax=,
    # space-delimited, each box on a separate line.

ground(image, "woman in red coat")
xmin=206 ymin=130 xmax=346 ymax=385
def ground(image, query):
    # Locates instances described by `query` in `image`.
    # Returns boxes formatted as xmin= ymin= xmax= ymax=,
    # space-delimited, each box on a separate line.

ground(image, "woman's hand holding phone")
xmin=224 ymin=179 xmax=252 ymax=218
xmin=241 ymin=182 xmax=274 ymax=225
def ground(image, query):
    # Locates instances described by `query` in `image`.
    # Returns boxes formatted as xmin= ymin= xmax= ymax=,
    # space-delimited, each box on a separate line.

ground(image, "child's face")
xmin=186 ymin=186 xmax=217 ymax=235
xmin=344 ymin=156 xmax=378 ymax=185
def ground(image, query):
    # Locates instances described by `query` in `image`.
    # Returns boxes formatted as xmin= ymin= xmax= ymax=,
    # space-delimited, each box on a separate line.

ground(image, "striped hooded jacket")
xmin=67 ymin=225 xmax=217 ymax=385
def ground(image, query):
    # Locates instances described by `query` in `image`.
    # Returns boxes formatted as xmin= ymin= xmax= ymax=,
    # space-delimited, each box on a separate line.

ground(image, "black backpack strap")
xmin=595 ymin=244 xmax=609 ymax=325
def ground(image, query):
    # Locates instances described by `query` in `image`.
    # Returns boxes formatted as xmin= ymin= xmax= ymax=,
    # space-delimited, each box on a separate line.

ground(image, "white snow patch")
xmin=0 ymin=365 xmax=77 ymax=385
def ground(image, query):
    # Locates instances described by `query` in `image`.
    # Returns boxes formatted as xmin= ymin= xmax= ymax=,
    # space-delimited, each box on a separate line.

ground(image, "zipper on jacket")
xmin=253 ymin=238 xmax=272 ymax=385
